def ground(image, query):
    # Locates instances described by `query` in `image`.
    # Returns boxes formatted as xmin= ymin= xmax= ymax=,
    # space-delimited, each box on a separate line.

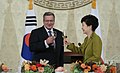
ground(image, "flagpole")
xmin=29 ymin=0 xmax=33 ymax=10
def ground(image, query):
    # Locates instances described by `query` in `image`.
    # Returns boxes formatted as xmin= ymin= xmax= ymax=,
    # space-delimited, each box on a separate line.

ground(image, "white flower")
xmin=40 ymin=59 xmax=49 ymax=65
xmin=100 ymin=64 xmax=107 ymax=71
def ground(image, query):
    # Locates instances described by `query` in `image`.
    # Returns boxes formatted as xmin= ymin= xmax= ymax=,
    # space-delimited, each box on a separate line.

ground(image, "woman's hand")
xmin=64 ymin=38 xmax=70 ymax=45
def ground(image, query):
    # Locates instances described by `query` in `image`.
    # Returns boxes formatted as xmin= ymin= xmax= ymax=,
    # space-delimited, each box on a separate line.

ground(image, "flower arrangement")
xmin=70 ymin=60 xmax=116 ymax=73
xmin=21 ymin=59 xmax=54 ymax=73
xmin=0 ymin=63 xmax=9 ymax=72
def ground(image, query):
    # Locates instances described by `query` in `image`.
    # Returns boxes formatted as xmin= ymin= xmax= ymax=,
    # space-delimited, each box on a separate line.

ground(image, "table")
xmin=64 ymin=52 xmax=83 ymax=63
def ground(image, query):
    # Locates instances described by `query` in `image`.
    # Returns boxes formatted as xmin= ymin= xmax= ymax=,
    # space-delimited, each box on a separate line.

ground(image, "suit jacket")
xmin=29 ymin=26 xmax=64 ymax=67
xmin=67 ymin=32 xmax=102 ymax=63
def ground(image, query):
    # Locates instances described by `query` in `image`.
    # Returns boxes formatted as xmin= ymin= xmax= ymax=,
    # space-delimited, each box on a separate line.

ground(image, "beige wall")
xmin=0 ymin=0 xmax=120 ymax=71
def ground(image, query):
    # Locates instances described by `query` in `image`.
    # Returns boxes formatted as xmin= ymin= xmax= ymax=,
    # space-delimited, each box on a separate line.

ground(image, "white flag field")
xmin=90 ymin=0 xmax=105 ymax=63
xmin=21 ymin=9 xmax=37 ymax=61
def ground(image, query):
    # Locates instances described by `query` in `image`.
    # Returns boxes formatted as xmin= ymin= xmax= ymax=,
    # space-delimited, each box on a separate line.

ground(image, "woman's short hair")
xmin=81 ymin=14 xmax=99 ymax=31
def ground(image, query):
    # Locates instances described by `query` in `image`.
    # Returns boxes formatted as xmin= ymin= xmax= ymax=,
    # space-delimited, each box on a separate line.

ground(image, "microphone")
xmin=64 ymin=36 xmax=67 ymax=38
xmin=63 ymin=36 xmax=67 ymax=39
xmin=78 ymin=42 xmax=81 ymax=46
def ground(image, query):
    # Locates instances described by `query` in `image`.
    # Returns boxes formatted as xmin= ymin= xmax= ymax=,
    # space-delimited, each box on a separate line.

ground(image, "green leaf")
xmin=25 ymin=70 xmax=30 ymax=73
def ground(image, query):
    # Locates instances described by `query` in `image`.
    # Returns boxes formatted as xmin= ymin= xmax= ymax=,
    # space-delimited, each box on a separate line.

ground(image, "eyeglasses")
xmin=44 ymin=20 xmax=54 ymax=22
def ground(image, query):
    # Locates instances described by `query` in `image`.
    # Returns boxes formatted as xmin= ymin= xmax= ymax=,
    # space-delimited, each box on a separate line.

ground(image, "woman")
xmin=65 ymin=15 xmax=102 ymax=63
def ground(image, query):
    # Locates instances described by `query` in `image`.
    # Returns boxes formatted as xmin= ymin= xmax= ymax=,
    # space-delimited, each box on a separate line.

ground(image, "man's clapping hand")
xmin=46 ymin=36 xmax=55 ymax=44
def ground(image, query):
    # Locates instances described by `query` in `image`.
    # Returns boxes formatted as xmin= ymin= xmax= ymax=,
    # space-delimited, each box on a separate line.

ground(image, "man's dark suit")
xmin=29 ymin=26 xmax=64 ymax=68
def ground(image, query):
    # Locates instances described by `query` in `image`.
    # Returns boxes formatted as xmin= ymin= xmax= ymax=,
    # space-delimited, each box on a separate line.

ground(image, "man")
xmin=29 ymin=12 xmax=64 ymax=68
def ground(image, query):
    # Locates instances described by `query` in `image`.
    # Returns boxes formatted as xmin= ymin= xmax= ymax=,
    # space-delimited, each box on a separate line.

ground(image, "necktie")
xmin=48 ymin=30 xmax=55 ymax=48
xmin=48 ymin=30 xmax=52 ymax=36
